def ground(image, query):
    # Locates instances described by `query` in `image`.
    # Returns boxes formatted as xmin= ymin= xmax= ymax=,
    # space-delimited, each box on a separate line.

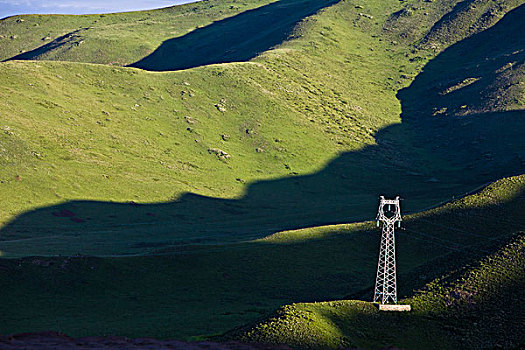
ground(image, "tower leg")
xmin=373 ymin=224 xmax=388 ymax=302
xmin=373 ymin=222 xmax=397 ymax=304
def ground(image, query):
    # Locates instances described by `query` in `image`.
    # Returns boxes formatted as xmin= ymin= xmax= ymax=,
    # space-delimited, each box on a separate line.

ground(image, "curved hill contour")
xmin=0 ymin=0 xmax=523 ymax=346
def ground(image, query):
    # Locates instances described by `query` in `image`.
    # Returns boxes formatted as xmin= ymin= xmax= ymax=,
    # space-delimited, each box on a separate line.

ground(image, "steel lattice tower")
xmin=373 ymin=196 xmax=402 ymax=304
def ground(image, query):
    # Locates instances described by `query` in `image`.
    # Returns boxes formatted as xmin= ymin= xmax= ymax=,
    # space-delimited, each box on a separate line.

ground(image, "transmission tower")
xmin=373 ymin=196 xmax=402 ymax=305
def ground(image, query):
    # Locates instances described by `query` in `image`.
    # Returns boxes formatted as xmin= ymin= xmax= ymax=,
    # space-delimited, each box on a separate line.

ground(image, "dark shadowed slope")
xmin=130 ymin=0 xmax=339 ymax=71
xmin=1 ymin=176 xmax=523 ymax=340
xmin=397 ymin=3 xmax=525 ymax=173
xmin=234 ymin=232 xmax=525 ymax=349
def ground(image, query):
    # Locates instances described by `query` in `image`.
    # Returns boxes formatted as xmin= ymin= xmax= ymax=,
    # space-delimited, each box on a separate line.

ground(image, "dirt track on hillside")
xmin=0 ymin=331 xmax=294 ymax=350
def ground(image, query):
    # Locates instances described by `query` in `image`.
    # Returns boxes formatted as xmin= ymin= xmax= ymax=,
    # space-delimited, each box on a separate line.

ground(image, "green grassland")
xmin=0 ymin=0 xmax=523 ymax=256
xmin=0 ymin=0 xmax=284 ymax=65
xmin=0 ymin=0 xmax=524 ymax=346
xmin=0 ymin=175 xmax=523 ymax=341
xmin=0 ymin=0 xmax=410 ymax=232
xmin=235 ymin=232 xmax=524 ymax=349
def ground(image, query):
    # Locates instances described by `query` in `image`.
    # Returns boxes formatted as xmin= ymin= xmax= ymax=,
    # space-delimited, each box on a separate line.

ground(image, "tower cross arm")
xmin=376 ymin=196 xmax=402 ymax=224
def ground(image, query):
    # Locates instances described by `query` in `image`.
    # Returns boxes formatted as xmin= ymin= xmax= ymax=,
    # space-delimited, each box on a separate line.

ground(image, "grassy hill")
xmin=0 ymin=0 xmax=408 ymax=233
xmin=0 ymin=175 xmax=523 ymax=341
xmin=0 ymin=0 xmax=524 ymax=346
xmin=0 ymin=0 xmax=283 ymax=65
xmin=234 ymin=231 xmax=525 ymax=349
xmin=0 ymin=0 xmax=523 ymax=256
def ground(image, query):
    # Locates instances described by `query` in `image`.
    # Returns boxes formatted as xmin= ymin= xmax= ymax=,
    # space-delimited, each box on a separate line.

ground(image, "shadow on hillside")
xmin=0 ymin=5 xmax=524 ymax=257
xmin=1 ymin=193 xmax=523 ymax=339
xmin=398 ymin=2 xmax=525 ymax=171
xmin=4 ymin=0 xmax=338 ymax=66
xmin=5 ymin=28 xmax=88 ymax=62
xmin=129 ymin=0 xmax=339 ymax=71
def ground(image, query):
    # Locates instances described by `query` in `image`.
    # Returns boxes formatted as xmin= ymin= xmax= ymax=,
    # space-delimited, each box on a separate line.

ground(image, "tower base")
xmin=378 ymin=304 xmax=411 ymax=312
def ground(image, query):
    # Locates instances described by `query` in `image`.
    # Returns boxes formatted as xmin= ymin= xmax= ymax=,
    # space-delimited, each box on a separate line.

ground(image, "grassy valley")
xmin=0 ymin=0 xmax=523 ymax=348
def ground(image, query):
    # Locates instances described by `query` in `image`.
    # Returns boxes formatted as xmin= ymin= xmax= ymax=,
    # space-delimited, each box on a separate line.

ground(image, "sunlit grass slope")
xmin=0 ymin=0 xmax=523 ymax=249
xmin=235 ymin=234 xmax=524 ymax=349
xmin=0 ymin=0 xmax=412 ymax=229
xmin=0 ymin=0 xmax=281 ymax=65
xmin=0 ymin=175 xmax=523 ymax=340
xmin=0 ymin=0 xmax=396 ymax=226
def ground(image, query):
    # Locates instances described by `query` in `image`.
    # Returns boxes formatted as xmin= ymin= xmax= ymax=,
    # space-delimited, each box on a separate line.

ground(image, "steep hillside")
xmin=235 ymin=233 xmax=524 ymax=349
xmin=384 ymin=0 xmax=524 ymax=49
xmin=397 ymin=4 xmax=525 ymax=179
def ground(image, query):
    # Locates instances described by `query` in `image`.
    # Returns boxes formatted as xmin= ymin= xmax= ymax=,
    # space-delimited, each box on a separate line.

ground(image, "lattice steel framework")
xmin=373 ymin=196 xmax=402 ymax=304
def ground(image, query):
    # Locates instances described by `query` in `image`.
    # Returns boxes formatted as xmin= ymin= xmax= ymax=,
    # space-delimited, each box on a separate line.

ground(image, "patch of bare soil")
xmin=0 ymin=331 xmax=294 ymax=350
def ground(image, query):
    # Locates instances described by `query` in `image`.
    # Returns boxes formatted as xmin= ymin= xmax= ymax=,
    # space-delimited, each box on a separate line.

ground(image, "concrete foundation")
xmin=378 ymin=304 xmax=411 ymax=312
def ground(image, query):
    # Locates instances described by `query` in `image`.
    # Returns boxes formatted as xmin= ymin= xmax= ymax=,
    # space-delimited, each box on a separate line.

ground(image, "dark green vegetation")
xmin=1 ymin=175 xmax=524 ymax=343
xmin=236 ymin=232 xmax=525 ymax=349
xmin=0 ymin=0 xmax=524 ymax=347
